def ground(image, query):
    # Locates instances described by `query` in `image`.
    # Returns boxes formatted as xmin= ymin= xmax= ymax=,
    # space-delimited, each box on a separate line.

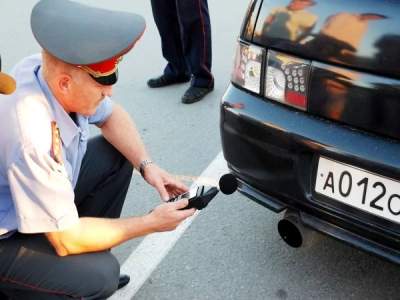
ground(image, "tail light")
xmin=265 ymin=50 xmax=311 ymax=111
xmin=231 ymin=42 xmax=311 ymax=111
xmin=231 ymin=42 xmax=264 ymax=94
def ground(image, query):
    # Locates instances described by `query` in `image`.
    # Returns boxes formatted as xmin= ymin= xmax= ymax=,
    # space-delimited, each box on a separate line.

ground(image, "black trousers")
xmin=0 ymin=136 xmax=133 ymax=300
xmin=150 ymin=0 xmax=214 ymax=88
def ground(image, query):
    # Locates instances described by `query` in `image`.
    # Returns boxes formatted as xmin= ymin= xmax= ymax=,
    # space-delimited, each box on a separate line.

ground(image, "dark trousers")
xmin=0 ymin=136 xmax=133 ymax=299
xmin=150 ymin=0 xmax=214 ymax=88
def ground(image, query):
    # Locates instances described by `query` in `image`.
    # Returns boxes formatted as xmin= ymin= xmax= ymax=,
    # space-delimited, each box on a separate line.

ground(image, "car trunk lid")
xmin=249 ymin=0 xmax=400 ymax=140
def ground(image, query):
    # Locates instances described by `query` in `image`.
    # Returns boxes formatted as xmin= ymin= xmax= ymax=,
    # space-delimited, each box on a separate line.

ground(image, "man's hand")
xmin=142 ymin=164 xmax=188 ymax=201
xmin=146 ymin=199 xmax=196 ymax=232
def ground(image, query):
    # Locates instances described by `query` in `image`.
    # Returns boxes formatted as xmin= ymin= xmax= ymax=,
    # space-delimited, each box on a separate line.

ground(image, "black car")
xmin=220 ymin=0 xmax=400 ymax=263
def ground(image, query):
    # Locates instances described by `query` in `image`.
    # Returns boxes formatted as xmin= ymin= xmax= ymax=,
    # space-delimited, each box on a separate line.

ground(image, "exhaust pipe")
xmin=277 ymin=210 xmax=314 ymax=248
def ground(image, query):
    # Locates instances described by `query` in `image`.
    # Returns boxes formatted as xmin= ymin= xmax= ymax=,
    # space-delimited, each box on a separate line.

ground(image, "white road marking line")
xmin=109 ymin=152 xmax=228 ymax=299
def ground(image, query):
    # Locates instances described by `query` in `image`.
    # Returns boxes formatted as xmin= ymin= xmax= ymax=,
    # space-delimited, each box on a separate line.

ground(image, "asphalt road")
xmin=1 ymin=1 xmax=399 ymax=300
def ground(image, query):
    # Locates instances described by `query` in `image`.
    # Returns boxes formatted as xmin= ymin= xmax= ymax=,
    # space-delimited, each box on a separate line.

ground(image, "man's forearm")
xmin=46 ymin=215 xmax=155 ymax=256
xmin=46 ymin=200 xmax=195 ymax=256
xmin=100 ymin=103 xmax=150 ymax=169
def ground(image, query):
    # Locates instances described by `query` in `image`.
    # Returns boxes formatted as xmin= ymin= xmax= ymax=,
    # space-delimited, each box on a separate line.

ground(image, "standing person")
xmin=148 ymin=0 xmax=214 ymax=104
xmin=0 ymin=1 xmax=195 ymax=299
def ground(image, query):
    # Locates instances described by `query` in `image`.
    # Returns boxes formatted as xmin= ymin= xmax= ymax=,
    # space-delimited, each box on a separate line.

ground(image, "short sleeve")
xmin=7 ymin=147 xmax=79 ymax=233
xmin=88 ymin=97 xmax=113 ymax=126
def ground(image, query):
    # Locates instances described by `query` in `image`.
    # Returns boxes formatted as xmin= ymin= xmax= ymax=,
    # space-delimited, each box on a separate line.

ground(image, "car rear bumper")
xmin=220 ymin=84 xmax=400 ymax=264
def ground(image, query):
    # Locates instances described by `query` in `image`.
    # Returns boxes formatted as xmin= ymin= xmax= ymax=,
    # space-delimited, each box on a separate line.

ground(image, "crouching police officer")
xmin=0 ymin=1 xmax=195 ymax=299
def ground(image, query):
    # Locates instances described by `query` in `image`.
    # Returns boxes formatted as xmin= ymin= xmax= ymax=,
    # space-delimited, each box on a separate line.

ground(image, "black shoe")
xmin=147 ymin=75 xmax=190 ymax=88
xmin=181 ymin=85 xmax=214 ymax=104
xmin=118 ymin=274 xmax=130 ymax=289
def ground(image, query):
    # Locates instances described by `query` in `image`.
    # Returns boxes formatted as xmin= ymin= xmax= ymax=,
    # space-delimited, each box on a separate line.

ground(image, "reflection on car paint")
xmin=252 ymin=0 xmax=400 ymax=78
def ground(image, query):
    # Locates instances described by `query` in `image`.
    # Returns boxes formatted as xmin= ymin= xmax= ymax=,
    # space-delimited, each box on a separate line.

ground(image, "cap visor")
xmin=0 ymin=72 xmax=16 ymax=95
xmin=90 ymin=71 xmax=118 ymax=86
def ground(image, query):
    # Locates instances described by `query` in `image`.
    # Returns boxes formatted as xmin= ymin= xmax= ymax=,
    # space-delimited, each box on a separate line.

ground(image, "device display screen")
xmin=168 ymin=187 xmax=199 ymax=202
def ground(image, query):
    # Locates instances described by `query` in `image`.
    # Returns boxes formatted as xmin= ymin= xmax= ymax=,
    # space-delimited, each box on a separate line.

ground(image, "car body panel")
xmin=308 ymin=62 xmax=400 ymax=140
xmin=241 ymin=0 xmax=262 ymax=41
xmin=252 ymin=0 xmax=400 ymax=79
xmin=221 ymin=85 xmax=400 ymax=261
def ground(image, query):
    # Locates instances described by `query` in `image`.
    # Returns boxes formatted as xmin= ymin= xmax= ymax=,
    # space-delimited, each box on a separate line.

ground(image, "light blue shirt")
xmin=0 ymin=54 xmax=113 ymax=236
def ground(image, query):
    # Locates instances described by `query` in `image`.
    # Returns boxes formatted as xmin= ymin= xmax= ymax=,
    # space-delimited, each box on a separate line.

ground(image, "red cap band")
xmin=78 ymin=56 xmax=122 ymax=78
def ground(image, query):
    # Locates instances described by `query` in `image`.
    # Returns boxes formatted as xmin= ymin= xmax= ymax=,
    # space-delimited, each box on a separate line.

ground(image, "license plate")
xmin=315 ymin=157 xmax=400 ymax=224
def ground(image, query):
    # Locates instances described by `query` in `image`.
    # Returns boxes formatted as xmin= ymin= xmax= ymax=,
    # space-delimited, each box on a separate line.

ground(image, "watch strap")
xmin=139 ymin=159 xmax=153 ymax=176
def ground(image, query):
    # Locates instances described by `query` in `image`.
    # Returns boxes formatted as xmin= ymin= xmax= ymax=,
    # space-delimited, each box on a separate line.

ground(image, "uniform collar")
xmin=36 ymin=66 xmax=79 ymax=147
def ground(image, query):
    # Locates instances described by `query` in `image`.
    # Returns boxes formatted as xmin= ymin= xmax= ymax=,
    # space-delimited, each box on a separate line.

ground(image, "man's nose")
xmin=102 ymin=85 xmax=113 ymax=97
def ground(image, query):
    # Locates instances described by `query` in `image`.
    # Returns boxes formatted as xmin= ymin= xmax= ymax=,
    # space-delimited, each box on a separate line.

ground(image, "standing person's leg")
xmin=0 ymin=233 xmax=120 ymax=300
xmin=177 ymin=0 xmax=213 ymax=89
xmin=149 ymin=0 xmax=190 ymax=83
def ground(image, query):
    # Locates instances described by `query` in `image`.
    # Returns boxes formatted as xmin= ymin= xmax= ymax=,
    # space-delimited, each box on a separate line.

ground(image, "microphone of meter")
xmin=183 ymin=174 xmax=237 ymax=210
xmin=218 ymin=173 xmax=238 ymax=195
xmin=171 ymin=174 xmax=238 ymax=210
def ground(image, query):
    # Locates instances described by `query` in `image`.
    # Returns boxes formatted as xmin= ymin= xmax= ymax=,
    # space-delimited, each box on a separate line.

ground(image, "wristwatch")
xmin=139 ymin=159 xmax=153 ymax=177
